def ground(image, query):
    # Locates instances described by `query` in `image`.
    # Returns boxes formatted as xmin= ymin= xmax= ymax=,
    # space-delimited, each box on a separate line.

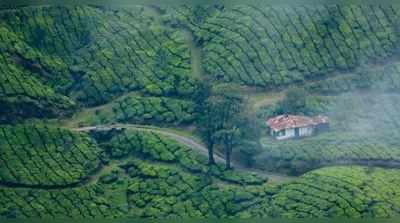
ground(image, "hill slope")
xmin=1 ymin=4 xmax=400 ymax=219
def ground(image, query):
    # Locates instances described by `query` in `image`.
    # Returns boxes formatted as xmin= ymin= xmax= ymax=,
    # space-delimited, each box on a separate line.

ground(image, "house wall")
xmin=271 ymin=126 xmax=315 ymax=140
xmin=275 ymin=128 xmax=295 ymax=140
xmin=299 ymin=126 xmax=314 ymax=137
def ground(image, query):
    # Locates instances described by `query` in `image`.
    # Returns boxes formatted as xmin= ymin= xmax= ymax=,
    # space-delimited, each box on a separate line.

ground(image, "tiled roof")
xmin=267 ymin=115 xmax=329 ymax=132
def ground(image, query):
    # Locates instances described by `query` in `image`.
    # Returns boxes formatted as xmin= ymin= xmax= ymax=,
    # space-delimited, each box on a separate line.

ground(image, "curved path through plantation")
xmin=74 ymin=123 xmax=296 ymax=183
xmin=0 ymin=123 xmax=293 ymax=190
xmin=74 ymin=124 xmax=225 ymax=164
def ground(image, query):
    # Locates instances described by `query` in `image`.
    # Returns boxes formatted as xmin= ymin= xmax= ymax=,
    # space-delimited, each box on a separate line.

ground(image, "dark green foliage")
xmin=2 ymin=4 xmax=400 ymax=219
xmin=272 ymin=166 xmax=400 ymax=217
xmin=0 ymin=184 xmax=124 ymax=218
xmin=2 ymin=123 xmax=400 ymax=218
xmin=0 ymin=5 xmax=198 ymax=110
xmin=79 ymin=95 xmax=196 ymax=127
xmin=0 ymin=53 xmax=76 ymax=122
xmin=113 ymin=96 xmax=196 ymax=125
xmin=67 ymin=6 xmax=196 ymax=105
xmin=185 ymin=5 xmax=400 ymax=87
xmin=105 ymin=129 xmax=267 ymax=184
xmin=0 ymin=124 xmax=102 ymax=186
xmin=123 ymin=159 xmax=271 ymax=218
xmin=106 ymin=130 xmax=209 ymax=173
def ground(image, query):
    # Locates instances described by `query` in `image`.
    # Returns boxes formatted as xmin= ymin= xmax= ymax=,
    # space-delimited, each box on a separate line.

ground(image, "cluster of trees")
xmin=195 ymin=82 xmax=261 ymax=169
xmin=175 ymin=5 xmax=399 ymax=88
xmin=0 ymin=124 xmax=101 ymax=186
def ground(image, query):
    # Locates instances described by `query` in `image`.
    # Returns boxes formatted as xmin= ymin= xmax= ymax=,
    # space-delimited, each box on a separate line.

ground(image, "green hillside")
xmin=1 ymin=3 xmax=400 ymax=219
xmin=0 ymin=124 xmax=101 ymax=187
xmin=168 ymin=5 xmax=400 ymax=87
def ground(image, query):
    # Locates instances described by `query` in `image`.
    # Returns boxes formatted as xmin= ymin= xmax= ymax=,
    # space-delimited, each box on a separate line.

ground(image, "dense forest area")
xmin=1 ymin=4 xmax=400 ymax=218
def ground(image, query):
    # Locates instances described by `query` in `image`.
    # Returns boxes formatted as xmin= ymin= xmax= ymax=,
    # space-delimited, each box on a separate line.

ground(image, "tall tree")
xmin=196 ymin=80 xmax=218 ymax=165
xmin=208 ymin=84 xmax=244 ymax=169
xmin=197 ymin=82 xmax=254 ymax=168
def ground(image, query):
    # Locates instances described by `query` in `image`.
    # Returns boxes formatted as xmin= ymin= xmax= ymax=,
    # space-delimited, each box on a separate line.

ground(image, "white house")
xmin=266 ymin=115 xmax=329 ymax=140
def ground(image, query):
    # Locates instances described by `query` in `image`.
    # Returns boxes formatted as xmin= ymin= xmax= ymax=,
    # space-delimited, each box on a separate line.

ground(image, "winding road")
xmin=1 ymin=123 xmax=290 ymax=190
xmin=74 ymin=123 xmax=296 ymax=183
xmin=75 ymin=124 xmax=227 ymax=164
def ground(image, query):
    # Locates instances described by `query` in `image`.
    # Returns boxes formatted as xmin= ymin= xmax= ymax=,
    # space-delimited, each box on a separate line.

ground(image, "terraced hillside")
xmin=2 ymin=124 xmax=400 ymax=218
xmin=67 ymin=94 xmax=196 ymax=127
xmin=0 ymin=124 xmax=102 ymax=187
xmin=1 ymin=3 xmax=400 ymax=219
xmin=0 ymin=126 xmax=270 ymax=218
xmin=168 ymin=5 xmax=400 ymax=88
xmin=272 ymin=166 xmax=400 ymax=217
xmin=0 ymin=5 xmax=198 ymax=123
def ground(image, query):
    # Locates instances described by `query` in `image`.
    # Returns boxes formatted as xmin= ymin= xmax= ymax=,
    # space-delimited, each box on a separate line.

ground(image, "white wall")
xmin=272 ymin=127 xmax=315 ymax=140
xmin=299 ymin=127 xmax=313 ymax=137
xmin=275 ymin=128 xmax=295 ymax=140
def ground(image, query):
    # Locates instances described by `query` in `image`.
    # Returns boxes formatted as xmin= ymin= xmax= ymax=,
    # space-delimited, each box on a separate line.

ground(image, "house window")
xmin=278 ymin=129 xmax=285 ymax=136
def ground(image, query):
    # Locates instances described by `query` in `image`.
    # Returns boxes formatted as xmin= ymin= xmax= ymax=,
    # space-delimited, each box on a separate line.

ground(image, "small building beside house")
xmin=266 ymin=114 xmax=329 ymax=140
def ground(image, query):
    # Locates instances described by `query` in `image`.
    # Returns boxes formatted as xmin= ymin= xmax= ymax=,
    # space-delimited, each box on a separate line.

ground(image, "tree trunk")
xmin=207 ymin=141 xmax=215 ymax=165
xmin=225 ymin=143 xmax=232 ymax=170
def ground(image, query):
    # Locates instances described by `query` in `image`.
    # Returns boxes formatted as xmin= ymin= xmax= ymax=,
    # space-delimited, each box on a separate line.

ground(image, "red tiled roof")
xmin=266 ymin=115 xmax=329 ymax=132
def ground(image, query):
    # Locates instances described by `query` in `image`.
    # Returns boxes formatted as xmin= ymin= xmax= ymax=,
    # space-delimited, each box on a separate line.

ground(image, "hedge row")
xmin=0 ymin=6 xmax=198 ymax=108
xmin=113 ymin=96 xmax=196 ymax=125
xmin=0 ymin=13 xmax=74 ymax=92
xmin=2 ymin=125 xmax=400 ymax=218
xmin=0 ymin=124 xmax=102 ymax=186
xmin=0 ymin=53 xmax=76 ymax=122
xmin=170 ymin=5 xmax=400 ymax=87
xmin=123 ymin=159 xmax=273 ymax=218
xmin=272 ymin=166 xmax=400 ymax=217
xmin=0 ymin=128 xmax=270 ymax=218
xmin=76 ymin=95 xmax=196 ymax=127
xmin=3 ymin=164 xmax=399 ymax=218
xmin=0 ymin=184 xmax=123 ymax=218
xmin=70 ymin=7 xmax=196 ymax=105
xmin=105 ymin=129 xmax=265 ymax=184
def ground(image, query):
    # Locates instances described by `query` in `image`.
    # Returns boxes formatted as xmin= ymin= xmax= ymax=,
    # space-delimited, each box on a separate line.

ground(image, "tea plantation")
xmin=3 ymin=125 xmax=400 ymax=218
xmin=0 ymin=124 xmax=102 ymax=187
xmin=1 ymin=3 xmax=400 ymax=219
xmin=168 ymin=5 xmax=400 ymax=87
